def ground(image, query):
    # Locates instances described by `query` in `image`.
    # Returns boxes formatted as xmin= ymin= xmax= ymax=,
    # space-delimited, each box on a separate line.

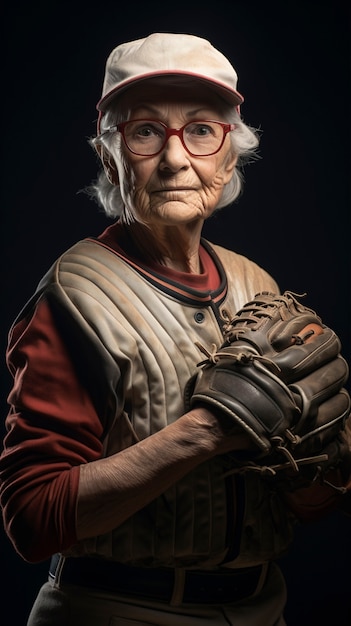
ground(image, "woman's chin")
xmin=153 ymin=200 xmax=205 ymax=225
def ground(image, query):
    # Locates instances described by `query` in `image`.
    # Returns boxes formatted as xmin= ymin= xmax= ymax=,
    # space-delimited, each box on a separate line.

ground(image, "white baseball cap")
xmin=96 ymin=33 xmax=244 ymax=123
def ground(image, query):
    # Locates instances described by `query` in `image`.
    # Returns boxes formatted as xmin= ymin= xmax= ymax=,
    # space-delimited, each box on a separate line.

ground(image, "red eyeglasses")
xmin=98 ymin=119 xmax=236 ymax=157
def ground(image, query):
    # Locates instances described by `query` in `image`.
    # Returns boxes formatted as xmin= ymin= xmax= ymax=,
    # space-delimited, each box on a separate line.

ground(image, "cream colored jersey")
xmin=34 ymin=237 xmax=295 ymax=568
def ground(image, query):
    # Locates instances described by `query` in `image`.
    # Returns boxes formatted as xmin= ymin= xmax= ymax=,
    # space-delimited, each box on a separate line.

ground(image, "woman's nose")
xmin=159 ymin=135 xmax=190 ymax=171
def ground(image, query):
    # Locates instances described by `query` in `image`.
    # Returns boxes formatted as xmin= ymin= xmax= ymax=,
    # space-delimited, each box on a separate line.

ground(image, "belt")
xmin=49 ymin=554 xmax=267 ymax=605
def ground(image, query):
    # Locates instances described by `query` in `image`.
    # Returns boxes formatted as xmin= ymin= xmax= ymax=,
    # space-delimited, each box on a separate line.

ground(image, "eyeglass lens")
xmin=122 ymin=120 xmax=226 ymax=156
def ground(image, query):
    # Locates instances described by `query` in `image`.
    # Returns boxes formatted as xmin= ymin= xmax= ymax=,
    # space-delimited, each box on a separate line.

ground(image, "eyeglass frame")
xmin=96 ymin=119 xmax=236 ymax=157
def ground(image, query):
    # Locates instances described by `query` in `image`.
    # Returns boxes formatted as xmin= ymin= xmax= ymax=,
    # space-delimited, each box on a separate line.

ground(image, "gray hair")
xmin=88 ymin=97 xmax=260 ymax=219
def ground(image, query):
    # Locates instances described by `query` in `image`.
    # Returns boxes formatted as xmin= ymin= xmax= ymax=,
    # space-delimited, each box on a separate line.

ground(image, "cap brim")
xmin=96 ymin=70 xmax=244 ymax=112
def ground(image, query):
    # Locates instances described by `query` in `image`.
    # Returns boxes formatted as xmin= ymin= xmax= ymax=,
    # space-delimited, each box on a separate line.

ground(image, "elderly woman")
xmin=0 ymin=33 xmax=349 ymax=626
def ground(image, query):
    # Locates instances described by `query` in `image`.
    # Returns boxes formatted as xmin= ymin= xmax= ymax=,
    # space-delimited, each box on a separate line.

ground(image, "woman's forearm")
xmin=76 ymin=407 xmax=249 ymax=539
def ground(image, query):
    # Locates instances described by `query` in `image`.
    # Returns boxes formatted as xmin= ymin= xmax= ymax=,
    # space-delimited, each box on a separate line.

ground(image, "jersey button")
xmin=194 ymin=311 xmax=205 ymax=323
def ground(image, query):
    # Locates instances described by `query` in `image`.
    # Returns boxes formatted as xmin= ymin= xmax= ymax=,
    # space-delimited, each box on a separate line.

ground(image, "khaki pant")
xmin=27 ymin=562 xmax=287 ymax=626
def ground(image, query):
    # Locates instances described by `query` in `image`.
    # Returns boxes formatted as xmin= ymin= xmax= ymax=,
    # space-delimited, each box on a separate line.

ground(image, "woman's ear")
xmin=95 ymin=144 xmax=119 ymax=186
xmin=222 ymin=153 xmax=238 ymax=184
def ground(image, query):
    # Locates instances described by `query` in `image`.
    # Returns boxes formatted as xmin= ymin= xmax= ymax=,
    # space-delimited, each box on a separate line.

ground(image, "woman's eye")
xmin=137 ymin=126 xmax=153 ymax=137
xmin=189 ymin=124 xmax=212 ymax=136
xmin=136 ymin=124 xmax=161 ymax=137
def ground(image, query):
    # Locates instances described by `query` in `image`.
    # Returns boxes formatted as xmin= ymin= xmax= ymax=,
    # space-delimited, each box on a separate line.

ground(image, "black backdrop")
xmin=1 ymin=2 xmax=350 ymax=624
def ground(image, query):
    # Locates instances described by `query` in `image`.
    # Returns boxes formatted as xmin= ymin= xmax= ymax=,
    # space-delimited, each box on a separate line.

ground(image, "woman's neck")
xmin=119 ymin=219 xmax=204 ymax=274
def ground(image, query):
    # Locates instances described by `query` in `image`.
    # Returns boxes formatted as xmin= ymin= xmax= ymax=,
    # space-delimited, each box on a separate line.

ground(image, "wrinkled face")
xmin=107 ymin=83 xmax=237 ymax=227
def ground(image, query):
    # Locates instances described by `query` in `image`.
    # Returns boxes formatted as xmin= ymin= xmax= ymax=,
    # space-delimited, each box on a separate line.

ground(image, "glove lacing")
xmin=193 ymin=292 xmax=348 ymax=493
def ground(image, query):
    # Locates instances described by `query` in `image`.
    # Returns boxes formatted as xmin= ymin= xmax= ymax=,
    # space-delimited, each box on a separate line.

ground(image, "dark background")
xmin=1 ymin=1 xmax=350 ymax=624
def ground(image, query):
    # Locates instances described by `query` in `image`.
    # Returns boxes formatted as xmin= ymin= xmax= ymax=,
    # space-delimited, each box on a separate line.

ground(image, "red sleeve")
xmin=0 ymin=298 xmax=104 ymax=562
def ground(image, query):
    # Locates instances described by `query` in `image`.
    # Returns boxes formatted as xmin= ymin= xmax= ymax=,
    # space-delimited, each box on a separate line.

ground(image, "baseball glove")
xmin=190 ymin=291 xmax=350 ymax=486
